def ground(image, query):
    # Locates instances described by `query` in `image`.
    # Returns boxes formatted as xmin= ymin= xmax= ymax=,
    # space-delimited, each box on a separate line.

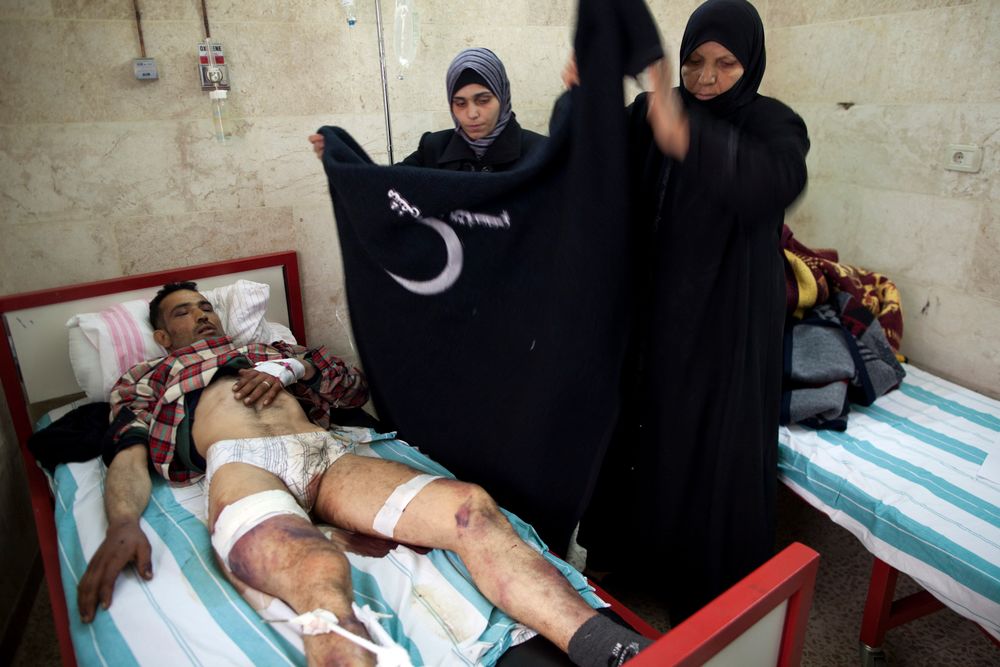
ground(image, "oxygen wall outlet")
xmin=944 ymin=144 xmax=983 ymax=173
xmin=198 ymin=42 xmax=230 ymax=91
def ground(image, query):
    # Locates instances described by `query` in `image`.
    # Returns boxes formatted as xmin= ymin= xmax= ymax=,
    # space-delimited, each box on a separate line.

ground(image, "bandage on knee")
xmin=212 ymin=490 xmax=310 ymax=568
xmin=372 ymin=474 xmax=441 ymax=538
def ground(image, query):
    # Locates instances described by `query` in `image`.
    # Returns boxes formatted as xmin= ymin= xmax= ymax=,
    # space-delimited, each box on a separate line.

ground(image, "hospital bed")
xmin=1 ymin=251 xmax=822 ymax=666
xmin=778 ymin=366 xmax=1000 ymax=663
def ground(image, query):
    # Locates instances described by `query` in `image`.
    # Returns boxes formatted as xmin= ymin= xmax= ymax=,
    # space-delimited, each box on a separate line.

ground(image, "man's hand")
xmin=77 ymin=521 xmax=152 ymax=622
xmin=233 ymin=368 xmax=285 ymax=408
xmin=308 ymin=133 xmax=325 ymax=159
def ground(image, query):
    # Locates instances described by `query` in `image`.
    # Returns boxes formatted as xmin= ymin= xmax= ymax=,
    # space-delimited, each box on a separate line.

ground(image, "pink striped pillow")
xmin=67 ymin=280 xmax=276 ymax=401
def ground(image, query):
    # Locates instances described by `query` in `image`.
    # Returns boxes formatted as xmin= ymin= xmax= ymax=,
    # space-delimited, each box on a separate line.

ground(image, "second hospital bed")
xmin=779 ymin=363 xmax=1000 ymax=663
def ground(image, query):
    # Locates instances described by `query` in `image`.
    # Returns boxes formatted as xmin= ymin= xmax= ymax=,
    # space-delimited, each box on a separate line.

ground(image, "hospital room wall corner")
xmin=759 ymin=0 xmax=1000 ymax=399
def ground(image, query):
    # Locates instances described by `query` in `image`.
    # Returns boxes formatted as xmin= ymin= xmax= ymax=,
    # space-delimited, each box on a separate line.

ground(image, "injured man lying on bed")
xmin=76 ymin=281 xmax=649 ymax=667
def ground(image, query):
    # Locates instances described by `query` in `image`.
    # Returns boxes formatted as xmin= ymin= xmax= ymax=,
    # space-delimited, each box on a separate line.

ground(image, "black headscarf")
xmin=678 ymin=0 xmax=766 ymax=118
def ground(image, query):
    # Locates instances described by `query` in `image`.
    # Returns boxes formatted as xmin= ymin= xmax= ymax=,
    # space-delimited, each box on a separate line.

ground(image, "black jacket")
xmin=398 ymin=118 xmax=546 ymax=172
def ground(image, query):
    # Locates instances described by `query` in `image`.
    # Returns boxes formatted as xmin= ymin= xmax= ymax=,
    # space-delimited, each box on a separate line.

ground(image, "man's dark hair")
xmin=149 ymin=281 xmax=198 ymax=329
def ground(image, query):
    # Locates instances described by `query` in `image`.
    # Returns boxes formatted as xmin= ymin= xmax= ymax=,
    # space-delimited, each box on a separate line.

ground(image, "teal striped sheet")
xmin=52 ymin=430 xmax=603 ymax=666
xmin=778 ymin=363 xmax=1000 ymax=640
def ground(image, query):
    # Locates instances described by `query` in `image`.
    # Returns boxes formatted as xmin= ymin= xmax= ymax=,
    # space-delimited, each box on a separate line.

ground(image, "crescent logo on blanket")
xmin=384 ymin=189 xmax=511 ymax=295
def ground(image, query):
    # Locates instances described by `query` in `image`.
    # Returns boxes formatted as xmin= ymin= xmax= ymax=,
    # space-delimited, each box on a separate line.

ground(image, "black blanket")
xmin=320 ymin=0 xmax=662 ymax=551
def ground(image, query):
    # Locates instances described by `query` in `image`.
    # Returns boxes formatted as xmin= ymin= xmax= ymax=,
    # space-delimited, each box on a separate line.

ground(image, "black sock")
xmin=567 ymin=613 xmax=653 ymax=667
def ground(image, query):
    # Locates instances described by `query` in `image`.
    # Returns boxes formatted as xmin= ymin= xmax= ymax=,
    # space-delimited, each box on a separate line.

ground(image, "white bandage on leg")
xmin=253 ymin=358 xmax=306 ymax=386
xmin=372 ymin=474 xmax=442 ymax=538
xmin=211 ymin=490 xmax=310 ymax=568
xmin=284 ymin=604 xmax=412 ymax=667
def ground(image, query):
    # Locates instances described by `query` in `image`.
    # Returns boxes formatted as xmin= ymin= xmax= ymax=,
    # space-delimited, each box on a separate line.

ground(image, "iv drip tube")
xmin=374 ymin=0 xmax=394 ymax=163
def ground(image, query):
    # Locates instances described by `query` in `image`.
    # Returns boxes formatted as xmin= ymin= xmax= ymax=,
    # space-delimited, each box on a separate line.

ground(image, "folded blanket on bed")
xmin=781 ymin=292 xmax=906 ymax=430
xmin=27 ymin=402 xmax=109 ymax=472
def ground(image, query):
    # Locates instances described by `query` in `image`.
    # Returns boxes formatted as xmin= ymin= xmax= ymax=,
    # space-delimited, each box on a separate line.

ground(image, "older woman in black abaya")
xmin=577 ymin=0 xmax=809 ymax=624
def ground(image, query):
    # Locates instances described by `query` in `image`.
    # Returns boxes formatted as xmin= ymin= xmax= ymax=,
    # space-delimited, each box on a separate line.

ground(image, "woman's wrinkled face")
xmin=680 ymin=41 xmax=745 ymax=101
xmin=451 ymin=83 xmax=500 ymax=140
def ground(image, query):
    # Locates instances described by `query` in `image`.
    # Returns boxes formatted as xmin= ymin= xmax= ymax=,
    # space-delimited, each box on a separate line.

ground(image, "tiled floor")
xmin=11 ymin=484 xmax=999 ymax=665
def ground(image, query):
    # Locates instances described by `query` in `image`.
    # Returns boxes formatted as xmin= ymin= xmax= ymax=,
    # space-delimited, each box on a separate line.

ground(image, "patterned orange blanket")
xmin=781 ymin=225 xmax=904 ymax=354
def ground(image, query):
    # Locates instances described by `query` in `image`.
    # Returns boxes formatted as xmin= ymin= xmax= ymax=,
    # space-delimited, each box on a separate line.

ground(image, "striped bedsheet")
xmin=50 ymin=428 xmax=604 ymax=666
xmin=778 ymin=363 xmax=1000 ymax=639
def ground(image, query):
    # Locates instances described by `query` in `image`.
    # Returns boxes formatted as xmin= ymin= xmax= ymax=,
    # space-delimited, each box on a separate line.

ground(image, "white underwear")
xmin=205 ymin=430 xmax=357 ymax=511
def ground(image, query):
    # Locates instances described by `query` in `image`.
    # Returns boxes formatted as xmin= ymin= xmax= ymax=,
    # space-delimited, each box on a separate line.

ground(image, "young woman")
xmin=400 ymin=47 xmax=545 ymax=171
xmin=310 ymin=47 xmax=544 ymax=172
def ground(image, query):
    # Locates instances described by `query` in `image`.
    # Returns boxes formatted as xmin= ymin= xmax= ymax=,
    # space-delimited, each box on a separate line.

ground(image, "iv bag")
xmin=393 ymin=0 xmax=419 ymax=77
xmin=341 ymin=0 xmax=357 ymax=27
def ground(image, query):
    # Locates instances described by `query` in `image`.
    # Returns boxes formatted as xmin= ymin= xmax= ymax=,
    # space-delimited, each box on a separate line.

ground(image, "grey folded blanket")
xmin=781 ymin=291 xmax=905 ymax=430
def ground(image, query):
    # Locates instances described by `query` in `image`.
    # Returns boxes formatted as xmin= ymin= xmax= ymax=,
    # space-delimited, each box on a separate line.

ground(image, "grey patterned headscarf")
xmin=445 ymin=47 xmax=513 ymax=157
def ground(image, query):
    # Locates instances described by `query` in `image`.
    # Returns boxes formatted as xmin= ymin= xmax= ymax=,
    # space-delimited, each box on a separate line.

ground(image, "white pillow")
xmin=66 ymin=280 xmax=287 ymax=402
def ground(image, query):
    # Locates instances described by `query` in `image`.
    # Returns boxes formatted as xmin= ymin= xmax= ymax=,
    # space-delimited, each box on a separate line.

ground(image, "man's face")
xmin=152 ymin=289 xmax=224 ymax=351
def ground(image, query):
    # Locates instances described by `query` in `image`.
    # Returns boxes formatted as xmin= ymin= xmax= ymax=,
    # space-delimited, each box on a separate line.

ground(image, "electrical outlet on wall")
xmin=133 ymin=57 xmax=158 ymax=80
xmin=944 ymin=144 xmax=983 ymax=173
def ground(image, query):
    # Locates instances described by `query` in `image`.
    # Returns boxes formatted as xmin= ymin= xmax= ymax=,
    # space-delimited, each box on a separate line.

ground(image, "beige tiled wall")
xmin=762 ymin=0 xmax=999 ymax=398
xmin=0 ymin=0 xmax=997 ymax=645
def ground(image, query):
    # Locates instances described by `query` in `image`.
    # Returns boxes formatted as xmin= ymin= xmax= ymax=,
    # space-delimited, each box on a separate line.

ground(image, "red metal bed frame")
xmin=629 ymin=542 xmax=820 ymax=667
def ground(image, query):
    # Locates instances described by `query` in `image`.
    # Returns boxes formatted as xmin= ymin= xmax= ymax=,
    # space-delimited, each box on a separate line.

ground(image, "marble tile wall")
xmin=0 ymin=0 xmax=996 ymax=644
xmin=763 ymin=0 xmax=999 ymax=398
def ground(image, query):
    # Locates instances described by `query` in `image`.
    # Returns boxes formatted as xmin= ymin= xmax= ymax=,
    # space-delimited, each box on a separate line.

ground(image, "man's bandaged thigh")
xmin=212 ymin=489 xmax=310 ymax=568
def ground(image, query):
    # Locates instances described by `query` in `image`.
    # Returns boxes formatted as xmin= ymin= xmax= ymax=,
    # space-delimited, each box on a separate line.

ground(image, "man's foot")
xmin=608 ymin=639 xmax=643 ymax=666
xmin=567 ymin=613 xmax=652 ymax=667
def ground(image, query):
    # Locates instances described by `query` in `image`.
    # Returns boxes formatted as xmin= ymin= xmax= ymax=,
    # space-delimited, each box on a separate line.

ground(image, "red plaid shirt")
xmin=109 ymin=336 xmax=368 ymax=483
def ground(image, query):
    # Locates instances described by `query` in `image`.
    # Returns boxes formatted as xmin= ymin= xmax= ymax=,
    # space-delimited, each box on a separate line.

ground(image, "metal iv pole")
xmin=374 ymin=0 xmax=394 ymax=164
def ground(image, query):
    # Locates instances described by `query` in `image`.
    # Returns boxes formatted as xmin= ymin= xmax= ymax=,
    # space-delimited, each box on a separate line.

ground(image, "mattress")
xmin=48 ymin=422 xmax=605 ymax=666
xmin=778 ymin=363 xmax=1000 ymax=639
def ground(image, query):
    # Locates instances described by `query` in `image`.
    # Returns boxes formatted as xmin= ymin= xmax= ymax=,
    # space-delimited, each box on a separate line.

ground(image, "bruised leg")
xmin=314 ymin=454 xmax=599 ymax=652
xmin=208 ymin=461 xmax=376 ymax=667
